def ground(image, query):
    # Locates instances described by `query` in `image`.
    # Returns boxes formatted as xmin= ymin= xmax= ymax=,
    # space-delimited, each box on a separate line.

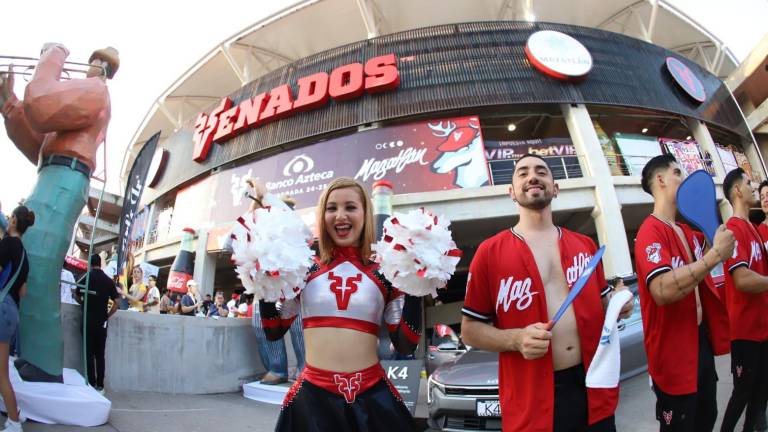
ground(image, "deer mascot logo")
xmin=428 ymin=118 xmax=490 ymax=188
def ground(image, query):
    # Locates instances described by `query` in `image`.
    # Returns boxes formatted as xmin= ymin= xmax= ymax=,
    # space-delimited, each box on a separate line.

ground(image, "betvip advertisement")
xmin=173 ymin=115 xmax=490 ymax=242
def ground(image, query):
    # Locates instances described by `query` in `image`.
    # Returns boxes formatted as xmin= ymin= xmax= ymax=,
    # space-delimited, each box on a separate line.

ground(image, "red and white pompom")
xmin=230 ymin=195 xmax=314 ymax=302
xmin=372 ymin=208 xmax=462 ymax=297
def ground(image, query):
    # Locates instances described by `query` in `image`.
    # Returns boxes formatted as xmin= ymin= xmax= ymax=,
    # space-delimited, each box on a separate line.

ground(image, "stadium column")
xmin=561 ymin=103 xmax=633 ymax=278
xmin=193 ymin=229 xmax=216 ymax=298
xmin=685 ymin=118 xmax=733 ymax=220
xmin=686 ymin=118 xmax=727 ymax=180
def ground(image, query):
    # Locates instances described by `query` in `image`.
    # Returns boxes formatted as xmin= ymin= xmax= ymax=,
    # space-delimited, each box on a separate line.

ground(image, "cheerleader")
xmin=250 ymin=177 xmax=420 ymax=432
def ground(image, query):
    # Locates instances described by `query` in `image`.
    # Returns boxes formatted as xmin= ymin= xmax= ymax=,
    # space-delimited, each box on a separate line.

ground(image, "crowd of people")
xmin=2 ymin=151 xmax=768 ymax=432
xmin=462 ymin=154 xmax=768 ymax=432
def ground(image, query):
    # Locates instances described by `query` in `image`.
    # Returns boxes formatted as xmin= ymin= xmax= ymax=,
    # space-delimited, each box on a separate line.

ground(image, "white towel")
xmin=586 ymin=290 xmax=633 ymax=388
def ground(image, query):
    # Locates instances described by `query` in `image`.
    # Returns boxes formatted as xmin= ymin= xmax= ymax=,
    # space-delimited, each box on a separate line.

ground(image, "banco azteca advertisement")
xmin=172 ymin=115 xmax=490 ymax=239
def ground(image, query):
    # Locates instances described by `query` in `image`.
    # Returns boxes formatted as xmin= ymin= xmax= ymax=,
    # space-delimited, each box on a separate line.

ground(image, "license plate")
xmin=476 ymin=399 xmax=501 ymax=417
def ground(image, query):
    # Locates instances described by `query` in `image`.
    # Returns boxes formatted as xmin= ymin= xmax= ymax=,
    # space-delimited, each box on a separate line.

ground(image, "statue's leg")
xmin=17 ymin=164 xmax=88 ymax=382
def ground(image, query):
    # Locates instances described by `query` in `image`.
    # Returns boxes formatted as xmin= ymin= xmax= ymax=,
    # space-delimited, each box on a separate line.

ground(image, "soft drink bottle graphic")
xmin=168 ymin=228 xmax=196 ymax=293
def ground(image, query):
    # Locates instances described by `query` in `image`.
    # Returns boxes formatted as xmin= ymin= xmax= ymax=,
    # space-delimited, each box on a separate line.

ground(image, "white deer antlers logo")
xmin=428 ymin=118 xmax=489 ymax=188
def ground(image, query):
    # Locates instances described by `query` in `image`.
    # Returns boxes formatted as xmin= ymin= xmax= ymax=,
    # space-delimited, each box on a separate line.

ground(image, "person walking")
xmin=75 ymin=254 xmax=119 ymax=394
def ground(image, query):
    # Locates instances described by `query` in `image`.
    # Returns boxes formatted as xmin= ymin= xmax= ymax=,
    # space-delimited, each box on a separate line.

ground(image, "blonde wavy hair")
xmin=317 ymin=177 xmax=375 ymax=264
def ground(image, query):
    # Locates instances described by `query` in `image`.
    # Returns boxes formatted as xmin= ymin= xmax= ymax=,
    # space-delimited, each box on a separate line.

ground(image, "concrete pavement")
xmin=11 ymin=354 xmax=751 ymax=431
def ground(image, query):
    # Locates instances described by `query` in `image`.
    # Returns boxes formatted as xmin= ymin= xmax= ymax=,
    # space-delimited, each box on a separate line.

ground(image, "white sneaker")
xmin=3 ymin=418 xmax=22 ymax=431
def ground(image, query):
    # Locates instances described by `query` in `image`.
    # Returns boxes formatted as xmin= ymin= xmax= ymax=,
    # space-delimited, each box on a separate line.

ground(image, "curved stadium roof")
xmin=121 ymin=0 xmax=740 ymax=182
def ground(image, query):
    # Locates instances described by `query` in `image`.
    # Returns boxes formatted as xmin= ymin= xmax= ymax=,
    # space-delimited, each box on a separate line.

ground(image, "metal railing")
xmin=488 ymin=155 xmax=586 ymax=185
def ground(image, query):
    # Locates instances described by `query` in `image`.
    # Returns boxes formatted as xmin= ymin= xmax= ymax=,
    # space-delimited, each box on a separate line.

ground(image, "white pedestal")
xmin=242 ymin=380 xmax=291 ymax=405
xmin=0 ymin=359 xmax=111 ymax=426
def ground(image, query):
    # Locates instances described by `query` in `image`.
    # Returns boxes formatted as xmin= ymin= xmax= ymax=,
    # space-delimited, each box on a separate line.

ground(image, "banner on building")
xmin=716 ymin=145 xmax=740 ymax=174
xmin=172 ymin=116 xmax=490 ymax=238
xmin=660 ymin=138 xmax=705 ymax=175
xmin=117 ymin=132 xmax=160 ymax=277
xmin=483 ymin=138 xmax=581 ymax=183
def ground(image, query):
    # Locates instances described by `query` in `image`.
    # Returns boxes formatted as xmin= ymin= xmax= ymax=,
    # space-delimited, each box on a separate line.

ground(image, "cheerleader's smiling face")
xmin=324 ymin=187 xmax=365 ymax=248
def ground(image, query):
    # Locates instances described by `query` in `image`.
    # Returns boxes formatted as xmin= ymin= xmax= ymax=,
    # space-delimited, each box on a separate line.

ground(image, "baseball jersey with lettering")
xmin=756 ymin=223 xmax=768 ymax=258
xmin=635 ymin=216 xmax=730 ymax=396
xmin=462 ymin=227 xmax=616 ymax=432
xmin=724 ymin=217 xmax=768 ymax=342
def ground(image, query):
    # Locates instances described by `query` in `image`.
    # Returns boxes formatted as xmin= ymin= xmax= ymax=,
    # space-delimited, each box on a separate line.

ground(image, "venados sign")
xmin=192 ymin=54 xmax=400 ymax=162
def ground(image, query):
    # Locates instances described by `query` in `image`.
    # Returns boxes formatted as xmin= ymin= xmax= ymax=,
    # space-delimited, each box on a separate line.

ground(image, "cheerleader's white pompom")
xmin=230 ymin=196 xmax=314 ymax=302
xmin=372 ymin=208 xmax=462 ymax=297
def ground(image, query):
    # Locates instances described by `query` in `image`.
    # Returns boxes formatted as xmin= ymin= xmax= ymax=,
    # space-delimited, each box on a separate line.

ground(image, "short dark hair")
xmin=758 ymin=180 xmax=768 ymax=198
xmin=148 ymin=275 xmax=157 ymax=282
xmin=511 ymin=154 xmax=550 ymax=182
xmin=90 ymin=254 xmax=101 ymax=267
xmin=641 ymin=154 xmax=678 ymax=195
xmin=722 ymin=168 xmax=747 ymax=204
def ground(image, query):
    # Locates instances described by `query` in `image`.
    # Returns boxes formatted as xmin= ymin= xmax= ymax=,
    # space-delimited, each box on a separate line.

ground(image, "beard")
xmin=517 ymin=194 xmax=553 ymax=210
xmin=515 ymin=186 xmax=554 ymax=210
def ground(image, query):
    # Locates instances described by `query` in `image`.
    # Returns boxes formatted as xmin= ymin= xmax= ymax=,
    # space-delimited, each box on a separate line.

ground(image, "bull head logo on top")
xmin=429 ymin=118 xmax=490 ymax=189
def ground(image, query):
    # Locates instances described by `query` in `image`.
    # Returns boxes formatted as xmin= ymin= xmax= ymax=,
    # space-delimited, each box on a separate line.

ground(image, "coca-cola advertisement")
xmin=173 ymin=115 xmax=490 ymax=239
xmin=167 ymin=228 xmax=196 ymax=293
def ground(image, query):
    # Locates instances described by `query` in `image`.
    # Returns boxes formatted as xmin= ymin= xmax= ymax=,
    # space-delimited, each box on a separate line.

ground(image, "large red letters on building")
xmin=192 ymin=54 xmax=400 ymax=162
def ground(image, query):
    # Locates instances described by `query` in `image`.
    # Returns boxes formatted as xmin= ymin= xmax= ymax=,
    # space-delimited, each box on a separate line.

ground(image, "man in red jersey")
xmin=757 ymin=180 xmax=768 ymax=252
xmin=719 ymin=168 xmax=768 ymax=432
xmin=634 ymin=154 xmax=733 ymax=432
xmin=461 ymin=154 xmax=633 ymax=432
xmin=753 ymin=179 xmax=768 ymax=432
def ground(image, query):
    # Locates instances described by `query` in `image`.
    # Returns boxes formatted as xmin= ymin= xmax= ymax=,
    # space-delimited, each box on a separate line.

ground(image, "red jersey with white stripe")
xmin=272 ymin=247 xmax=410 ymax=339
xmin=723 ymin=217 xmax=768 ymax=342
xmin=462 ymin=227 xmax=617 ymax=432
xmin=634 ymin=216 xmax=730 ymax=395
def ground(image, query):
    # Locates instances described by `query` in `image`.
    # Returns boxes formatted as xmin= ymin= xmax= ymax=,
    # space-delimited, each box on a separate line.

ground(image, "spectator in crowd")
xmin=169 ymin=292 xmax=182 ymax=314
xmin=144 ymin=275 xmax=160 ymax=313
xmin=60 ymin=266 xmax=77 ymax=305
xmin=76 ymin=254 xmax=118 ymax=395
xmin=202 ymin=293 xmax=213 ymax=316
xmin=227 ymin=292 xmax=240 ymax=317
xmin=103 ymin=253 xmax=117 ymax=279
xmin=115 ymin=280 xmax=129 ymax=310
xmin=0 ymin=205 xmax=34 ymax=431
xmin=124 ymin=266 xmax=146 ymax=312
xmin=238 ymin=294 xmax=253 ymax=318
xmin=178 ymin=280 xmax=202 ymax=316
xmin=0 ymin=201 xmax=8 ymax=238
xmin=158 ymin=287 xmax=172 ymax=314
xmin=207 ymin=291 xmax=228 ymax=317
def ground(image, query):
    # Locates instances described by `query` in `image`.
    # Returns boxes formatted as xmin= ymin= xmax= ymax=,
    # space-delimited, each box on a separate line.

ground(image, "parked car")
xmin=427 ymin=277 xmax=646 ymax=431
